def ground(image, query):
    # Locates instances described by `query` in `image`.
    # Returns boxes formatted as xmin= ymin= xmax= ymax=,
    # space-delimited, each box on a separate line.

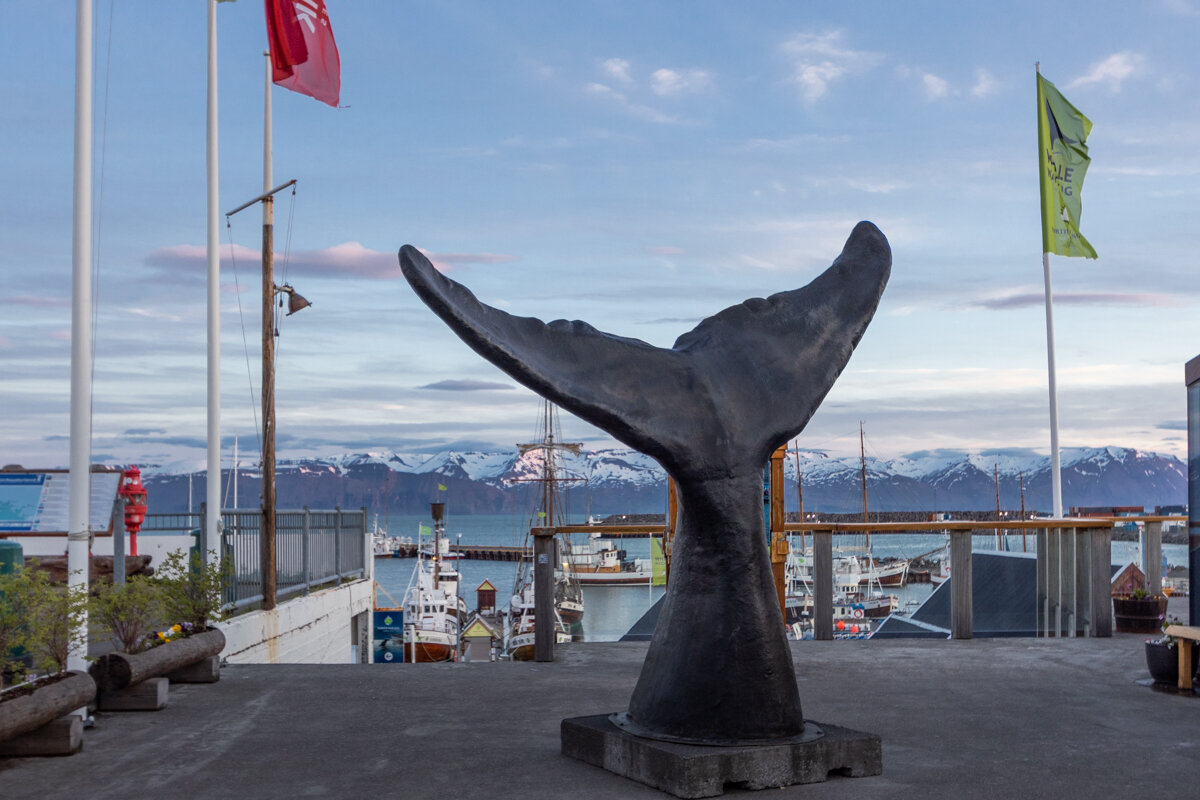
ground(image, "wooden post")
xmin=813 ymin=531 xmax=833 ymax=641
xmin=533 ymin=529 xmax=555 ymax=662
xmin=769 ymin=446 xmax=787 ymax=619
xmin=1144 ymin=521 xmax=1163 ymax=597
xmin=1061 ymin=528 xmax=1076 ymax=637
xmin=1046 ymin=528 xmax=1061 ymax=636
xmin=1074 ymin=528 xmax=1091 ymax=636
xmin=1036 ymin=528 xmax=1047 ymax=636
xmin=1090 ymin=525 xmax=1113 ymax=637
xmin=261 ymin=192 xmax=276 ymax=611
xmin=950 ymin=530 xmax=973 ymax=639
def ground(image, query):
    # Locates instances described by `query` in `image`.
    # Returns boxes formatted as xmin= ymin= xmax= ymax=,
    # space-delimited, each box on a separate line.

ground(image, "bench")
xmin=1163 ymin=625 xmax=1200 ymax=690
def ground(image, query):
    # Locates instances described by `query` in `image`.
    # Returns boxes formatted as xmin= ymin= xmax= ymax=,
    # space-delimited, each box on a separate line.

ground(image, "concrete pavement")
xmin=2 ymin=632 xmax=1199 ymax=799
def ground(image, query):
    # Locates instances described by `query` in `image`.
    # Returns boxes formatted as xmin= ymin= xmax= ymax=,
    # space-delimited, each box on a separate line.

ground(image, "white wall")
xmin=11 ymin=533 xmax=192 ymax=568
xmin=217 ymin=578 xmax=373 ymax=664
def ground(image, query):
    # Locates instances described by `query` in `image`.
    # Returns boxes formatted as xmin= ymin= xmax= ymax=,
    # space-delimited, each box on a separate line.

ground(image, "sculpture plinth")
xmin=400 ymin=222 xmax=890 ymax=791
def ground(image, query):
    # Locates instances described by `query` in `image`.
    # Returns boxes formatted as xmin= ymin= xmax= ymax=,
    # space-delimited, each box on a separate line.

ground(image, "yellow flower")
xmin=157 ymin=631 xmax=166 ymax=639
xmin=171 ymin=624 xmax=182 ymax=633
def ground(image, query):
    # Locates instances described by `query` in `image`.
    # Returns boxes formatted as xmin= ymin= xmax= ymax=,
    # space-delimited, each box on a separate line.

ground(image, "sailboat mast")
xmin=1020 ymin=471 xmax=1028 ymax=552
xmin=793 ymin=442 xmax=805 ymax=550
xmin=994 ymin=463 xmax=1002 ymax=549
xmin=859 ymin=422 xmax=870 ymax=552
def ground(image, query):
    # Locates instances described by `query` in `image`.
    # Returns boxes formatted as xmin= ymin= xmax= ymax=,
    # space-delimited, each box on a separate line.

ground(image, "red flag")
xmin=265 ymin=0 xmax=340 ymax=107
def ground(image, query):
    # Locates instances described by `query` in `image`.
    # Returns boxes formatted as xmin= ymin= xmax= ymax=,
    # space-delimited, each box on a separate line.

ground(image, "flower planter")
xmin=1113 ymin=596 xmax=1168 ymax=634
xmin=88 ymin=628 xmax=225 ymax=692
xmin=0 ymin=671 xmax=96 ymax=744
xmin=1145 ymin=640 xmax=1200 ymax=685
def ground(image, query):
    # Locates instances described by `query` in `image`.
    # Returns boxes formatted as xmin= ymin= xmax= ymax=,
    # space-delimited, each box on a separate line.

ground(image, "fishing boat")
xmin=371 ymin=516 xmax=409 ymax=557
xmin=566 ymin=531 xmax=665 ymax=585
xmin=419 ymin=532 xmax=464 ymax=560
xmin=504 ymin=399 xmax=584 ymax=658
xmin=396 ymin=514 xmax=466 ymax=662
xmin=506 ymin=580 xmax=572 ymax=660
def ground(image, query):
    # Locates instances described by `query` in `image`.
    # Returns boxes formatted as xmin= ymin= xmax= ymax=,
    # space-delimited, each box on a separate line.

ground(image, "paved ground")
xmin=3 ymin=626 xmax=1199 ymax=800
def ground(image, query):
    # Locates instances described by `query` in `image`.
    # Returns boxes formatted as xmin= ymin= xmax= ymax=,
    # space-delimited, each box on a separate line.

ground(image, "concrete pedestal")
xmin=561 ymin=714 xmax=881 ymax=799
xmin=97 ymin=677 xmax=168 ymax=712
xmin=166 ymin=655 xmax=221 ymax=684
xmin=0 ymin=714 xmax=83 ymax=757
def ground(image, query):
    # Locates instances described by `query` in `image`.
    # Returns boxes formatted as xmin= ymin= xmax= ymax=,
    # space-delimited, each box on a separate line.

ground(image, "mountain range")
xmin=138 ymin=446 xmax=1187 ymax=518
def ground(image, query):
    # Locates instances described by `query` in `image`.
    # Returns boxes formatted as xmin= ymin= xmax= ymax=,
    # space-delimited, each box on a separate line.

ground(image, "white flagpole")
xmin=206 ymin=0 xmax=222 ymax=560
xmin=1042 ymin=251 xmax=1064 ymax=518
xmin=68 ymin=0 xmax=93 ymax=673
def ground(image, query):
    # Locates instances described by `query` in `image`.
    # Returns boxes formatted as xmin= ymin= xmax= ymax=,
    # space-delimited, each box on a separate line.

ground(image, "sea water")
xmin=364 ymin=514 xmax=1194 ymax=642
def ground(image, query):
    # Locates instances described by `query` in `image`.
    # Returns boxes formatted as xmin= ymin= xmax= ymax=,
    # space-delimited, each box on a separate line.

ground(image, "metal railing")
xmin=541 ymin=516 xmax=1185 ymax=643
xmin=141 ymin=506 xmax=368 ymax=609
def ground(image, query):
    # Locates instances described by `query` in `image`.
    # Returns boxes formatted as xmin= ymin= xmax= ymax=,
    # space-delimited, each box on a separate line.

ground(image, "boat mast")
xmin=994 ymin=463 xmax=1002 ymax=550
xmin=859 ymin=422 xmax=870 ymax=553
xmin=793 ymin=441 xmax=805 ymax=551
xmin=1019 ymin=471 xmax=1027 ymax=552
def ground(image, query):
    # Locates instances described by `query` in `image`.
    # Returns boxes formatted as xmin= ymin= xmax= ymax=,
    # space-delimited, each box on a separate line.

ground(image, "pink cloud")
xmin=2 ymin=293 xmax=69 ymax=307
xmin=145 ymin=242 xmax=515 ymax=280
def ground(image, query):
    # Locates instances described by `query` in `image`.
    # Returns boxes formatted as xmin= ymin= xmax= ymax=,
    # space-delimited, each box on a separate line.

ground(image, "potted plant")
xmin=1113 ymin=587 xmax=1168 ymax=634
xmin=1145 ymin=615 xmax=1199 ymax=686
xmin=0 ymin=566 xmax=95 ymax=746
xmin=88 ymin=550 xmax=228 ymax=692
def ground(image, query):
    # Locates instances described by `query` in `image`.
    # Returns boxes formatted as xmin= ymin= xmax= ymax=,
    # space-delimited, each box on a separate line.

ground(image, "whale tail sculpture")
xmin=400 ymin=221 xmax=890 ymax=744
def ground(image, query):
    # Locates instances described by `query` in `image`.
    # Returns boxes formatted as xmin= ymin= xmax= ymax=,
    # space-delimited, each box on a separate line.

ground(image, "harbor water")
xmin=371 ymin=514 xmax=1187 ymax=642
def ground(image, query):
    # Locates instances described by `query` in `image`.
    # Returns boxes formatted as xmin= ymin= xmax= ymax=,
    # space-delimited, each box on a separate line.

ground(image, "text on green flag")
xmin=1037 ymin=73 xmax=1097 ymax=258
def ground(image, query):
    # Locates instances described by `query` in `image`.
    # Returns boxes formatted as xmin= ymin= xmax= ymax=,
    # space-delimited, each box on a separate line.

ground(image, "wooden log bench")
xmin=88 ymin=628 xmax=225 ymax=693
xmin=1163 ymin=624 xmax=1200 ymax=691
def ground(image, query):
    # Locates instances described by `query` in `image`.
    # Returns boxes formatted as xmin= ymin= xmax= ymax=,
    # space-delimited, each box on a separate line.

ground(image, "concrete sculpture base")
xmin=561 ymin=714 xmax=881 ymax=798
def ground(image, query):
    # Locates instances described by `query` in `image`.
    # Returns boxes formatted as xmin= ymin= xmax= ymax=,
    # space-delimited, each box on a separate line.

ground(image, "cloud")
xmin=587 ymin=82 xmax=683 ymax=125
xmin=602 ymin=58 xmax=632 ymax=83
xmin=1157 ymin=420 xmax=1187 ymax=431
xmin=650 ymin=68 xmax=711 ymax=96
xmin=971 ymin=68 xmax=999 ymax=97
xmin=418 ymin=379 xmax=515 ymax=391
xmin=921 ymin=73 xmax=950 ymax=100
xmin=970 ymin=291 xmax=1179 ymax=310
xmin=644 ymin=245 xmax=684 ymax=256
xmin=145 ymin=243 xmax=514 ymax=280
xmin=1067 ymin=52 xmax=1145 ymax=92
xmin=780 ymin=30 xmax=881 ymax=102
xmin=2 ymin=293 xmax=68 ymax=307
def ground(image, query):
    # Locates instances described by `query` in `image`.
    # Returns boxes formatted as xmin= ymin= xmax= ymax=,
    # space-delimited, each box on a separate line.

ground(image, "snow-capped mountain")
xmin=136 ymin=446 xmax=1186 ymax=516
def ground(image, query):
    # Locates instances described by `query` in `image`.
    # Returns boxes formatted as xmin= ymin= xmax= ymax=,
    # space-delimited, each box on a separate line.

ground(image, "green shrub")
xmin=0 ymin=567 xmax=36 ymax=681
xmin=154 ymin=549 xmax=231 ymax=631
xmin=89 ymin=576 xmax=163 ymax=654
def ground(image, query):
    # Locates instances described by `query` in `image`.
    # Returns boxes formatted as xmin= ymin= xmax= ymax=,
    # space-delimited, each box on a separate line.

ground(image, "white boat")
xmin=397 ymin=526 xmax=465 ymax=662
xmin=504 ymin=399 xmax=584 ymax=658
xmin=566 ymin=531 xmax=662 ymax=585
xmin=419 ymin=532 xmax=463 ymax=560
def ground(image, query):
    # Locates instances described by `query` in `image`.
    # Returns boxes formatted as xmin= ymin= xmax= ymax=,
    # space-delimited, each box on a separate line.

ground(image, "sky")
xmin=2 ymin=1 xmax=1199 ymax=472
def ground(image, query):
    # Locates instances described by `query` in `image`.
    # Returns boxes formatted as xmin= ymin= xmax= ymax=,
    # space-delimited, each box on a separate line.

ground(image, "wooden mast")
xmin=793 ymin=441 xmax=805 ymax=551
xmin=860 ymin=422 xmax=870 ymax=553
xmin=994 ymin=463 xmax=1002 ymax=550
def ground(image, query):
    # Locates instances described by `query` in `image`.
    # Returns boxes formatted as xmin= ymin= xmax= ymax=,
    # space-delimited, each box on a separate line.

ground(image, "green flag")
xmin=1037 ymin=73 xmax=1097 ymax=258
xmin=419 ymin=523 xmax=432 ymax=536
xmin=651 ymin=536 xmax=666 ymax=587
xmin=437 ymin=483 xmax=447 ymax=492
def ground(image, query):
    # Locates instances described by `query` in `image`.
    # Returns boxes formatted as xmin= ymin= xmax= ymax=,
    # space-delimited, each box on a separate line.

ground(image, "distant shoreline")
xmin=600 ymin=512 xmax=1188 ymax=544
